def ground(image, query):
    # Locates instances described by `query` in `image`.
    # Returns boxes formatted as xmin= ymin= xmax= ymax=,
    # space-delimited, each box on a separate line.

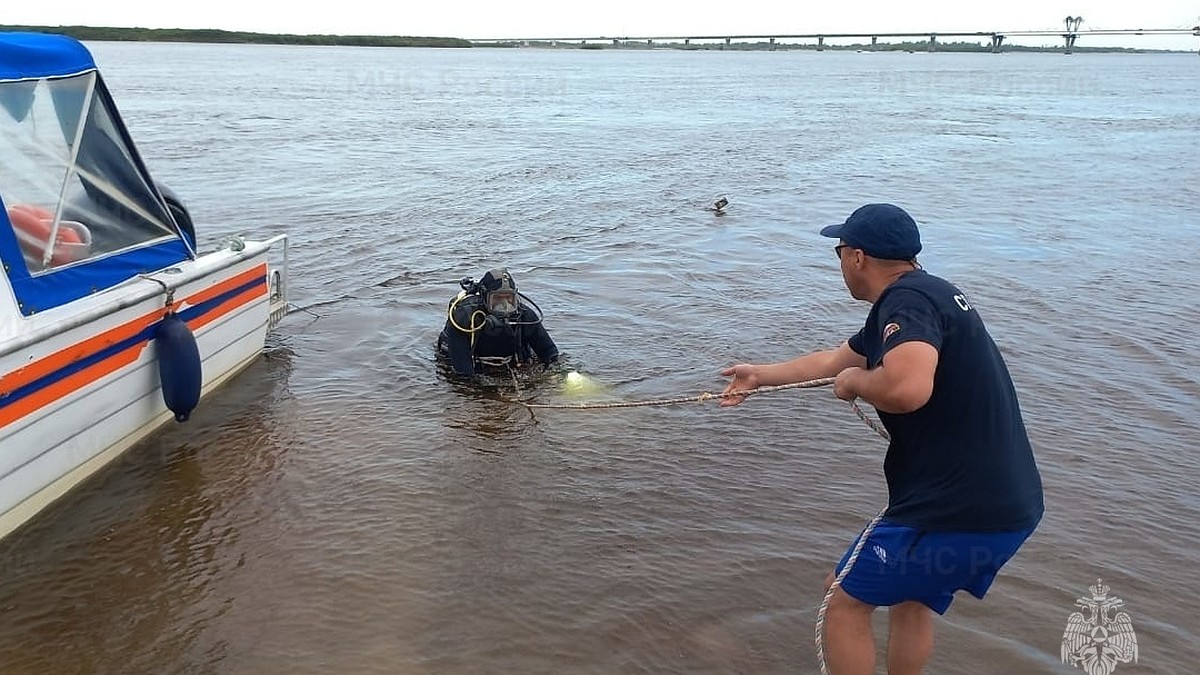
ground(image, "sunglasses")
xmin=834 ymin=244 xmax=851 ymax=258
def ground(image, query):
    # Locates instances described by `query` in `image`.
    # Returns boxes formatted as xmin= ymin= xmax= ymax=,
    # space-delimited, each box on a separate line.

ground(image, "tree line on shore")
xmin=0 ymin=25 xmax=471 ymax=48
xmin=1 ymin=25 xmax=1166 ymax=53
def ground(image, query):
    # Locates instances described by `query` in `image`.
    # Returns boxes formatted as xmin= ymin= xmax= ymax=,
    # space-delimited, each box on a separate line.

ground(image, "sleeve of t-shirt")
xmin=876 ymin=288 xmax=943 ymax=356
xmin=847 ymin=327 xmax=867 ymax=356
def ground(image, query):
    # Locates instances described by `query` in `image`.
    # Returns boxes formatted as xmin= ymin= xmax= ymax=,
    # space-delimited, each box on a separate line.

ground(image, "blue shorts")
xmin=833 ymin=520 xmax=1037 ymax=615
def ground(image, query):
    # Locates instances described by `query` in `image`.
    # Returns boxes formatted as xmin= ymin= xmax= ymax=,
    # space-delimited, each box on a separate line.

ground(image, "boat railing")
xmin=263 ymin=234 xmax=289 ymax=329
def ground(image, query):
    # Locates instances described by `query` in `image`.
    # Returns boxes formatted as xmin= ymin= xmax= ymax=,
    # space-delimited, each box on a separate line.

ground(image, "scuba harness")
xmin=446 ymin=273 xmax=548 ymax=368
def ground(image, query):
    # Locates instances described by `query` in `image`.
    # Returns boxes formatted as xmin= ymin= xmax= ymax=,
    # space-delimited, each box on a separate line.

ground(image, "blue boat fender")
xmin=156 ymin=313 xmax=202 ymax=422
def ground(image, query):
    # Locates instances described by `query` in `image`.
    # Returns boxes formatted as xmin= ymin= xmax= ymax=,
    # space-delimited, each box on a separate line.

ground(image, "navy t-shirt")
xmin=847 ymin=269 xmax=1043 ymax=532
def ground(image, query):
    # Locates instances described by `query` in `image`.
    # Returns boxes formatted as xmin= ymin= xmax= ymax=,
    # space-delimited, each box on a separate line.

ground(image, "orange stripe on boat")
xmin=0 ymin=342 xmax=143 ymax=429
xmin=0 ymin=310 xmax=163 ymax=397
xmin=0 ymin=264 xmax=267 ymax=398
xmin=187 ymin=283 xmax=267 ymax=332
xmin=185 ymin=264 xmax=266 ymax=308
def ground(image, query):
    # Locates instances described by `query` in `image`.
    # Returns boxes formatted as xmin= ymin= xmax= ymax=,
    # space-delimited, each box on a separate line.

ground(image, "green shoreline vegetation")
xmin=1 ymin=25 xmax=472 ymax=48
xmin=0 ymin=25 xmax=1187 ymax=53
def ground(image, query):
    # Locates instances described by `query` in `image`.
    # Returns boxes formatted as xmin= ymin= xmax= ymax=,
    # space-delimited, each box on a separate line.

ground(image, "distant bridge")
xmin=472 ymin=27 xmax=1200 ymax=54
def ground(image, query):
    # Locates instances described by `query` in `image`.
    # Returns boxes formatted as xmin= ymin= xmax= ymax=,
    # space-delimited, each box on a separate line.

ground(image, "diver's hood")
xmin=479 ymin=268 xmax=520 ymax=318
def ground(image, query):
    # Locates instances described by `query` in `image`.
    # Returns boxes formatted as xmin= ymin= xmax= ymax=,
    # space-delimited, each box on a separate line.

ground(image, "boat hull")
xmin=0 ymin=239 xmax=285 ymax=542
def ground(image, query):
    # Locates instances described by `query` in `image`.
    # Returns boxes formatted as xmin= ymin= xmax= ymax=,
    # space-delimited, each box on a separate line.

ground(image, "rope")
xmin=519 ymin=376 xmax=837 ymax=409
xmin=824 ymin=401 xmax=889 ymax=675
xmin=815 ymin=506 xmax=887 ymax=675
xmin=519 ymin=373 xmax=892 ymax=674
xmin=505 ymin=362 xmax=524 ymax=400
xmin=138 ymin=274 xmax=176 ymax=310
xmin=848 ymin=398 xmax=891 ymax=442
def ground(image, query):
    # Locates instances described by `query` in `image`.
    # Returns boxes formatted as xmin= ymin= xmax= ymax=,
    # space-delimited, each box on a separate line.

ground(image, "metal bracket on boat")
xmin=139 ymin=274 xmax=175 ymax=309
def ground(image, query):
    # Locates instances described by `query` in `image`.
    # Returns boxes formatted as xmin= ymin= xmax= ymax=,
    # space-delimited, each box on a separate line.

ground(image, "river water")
xmin=1 ymin=42 xmax=1198 ymax=674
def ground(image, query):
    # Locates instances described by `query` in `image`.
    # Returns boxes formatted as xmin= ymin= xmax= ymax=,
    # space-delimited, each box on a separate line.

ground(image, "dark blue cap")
xmin=819 ymin=203 xmax=922 ymax=260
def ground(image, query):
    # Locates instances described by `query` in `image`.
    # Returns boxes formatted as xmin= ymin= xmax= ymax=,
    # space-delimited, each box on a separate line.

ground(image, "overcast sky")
xmin=7 ymin=0 xmax=1200 ymax=49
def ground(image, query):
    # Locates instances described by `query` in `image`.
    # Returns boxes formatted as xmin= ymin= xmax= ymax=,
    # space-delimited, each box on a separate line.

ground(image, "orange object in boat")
xmin=7 ymin=203 xmax=91 ymax=267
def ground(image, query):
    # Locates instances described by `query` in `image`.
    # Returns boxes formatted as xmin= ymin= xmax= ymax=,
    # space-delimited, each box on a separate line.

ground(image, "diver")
xmin=437 ymin=268 xmax=559 ymax=378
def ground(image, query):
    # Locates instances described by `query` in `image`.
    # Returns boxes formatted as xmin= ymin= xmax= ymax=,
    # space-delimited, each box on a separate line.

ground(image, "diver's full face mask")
xmin=486 ymin=290 xmax=519 ymax=318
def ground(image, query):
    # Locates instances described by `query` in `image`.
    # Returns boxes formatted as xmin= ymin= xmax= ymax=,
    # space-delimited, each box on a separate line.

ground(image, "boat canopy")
xmin=0 ymin=32 xmax=95 ymax=81
xmin=0 ymin=32 xmax=195 ymax=316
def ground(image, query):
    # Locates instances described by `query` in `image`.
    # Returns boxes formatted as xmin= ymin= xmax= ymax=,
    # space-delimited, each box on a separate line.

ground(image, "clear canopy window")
xmin=0 ymin=72 xmax=177 ymax=274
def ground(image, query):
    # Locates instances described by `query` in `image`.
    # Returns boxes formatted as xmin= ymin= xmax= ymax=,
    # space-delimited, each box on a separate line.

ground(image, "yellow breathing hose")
xmin=447 ymin=291 xmax=490 ymax=347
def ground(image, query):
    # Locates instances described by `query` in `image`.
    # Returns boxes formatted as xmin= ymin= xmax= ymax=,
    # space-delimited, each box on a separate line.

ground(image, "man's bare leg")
xmin=887 ymin=601 xmax=933 ymax=674
xmin=822 ymin=573 xmax=877 ymax=675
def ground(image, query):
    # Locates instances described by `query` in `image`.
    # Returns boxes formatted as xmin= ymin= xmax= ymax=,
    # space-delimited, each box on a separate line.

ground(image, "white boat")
xmin=0 ymin=32 xmax=289 ymax=542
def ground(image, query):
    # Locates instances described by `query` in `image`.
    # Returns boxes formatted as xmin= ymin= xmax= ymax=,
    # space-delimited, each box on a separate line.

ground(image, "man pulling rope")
xmin=721 ymin=204 xmax=1043 ymax=675
xmin=511 ymin=203 xmax=1045 ymax=675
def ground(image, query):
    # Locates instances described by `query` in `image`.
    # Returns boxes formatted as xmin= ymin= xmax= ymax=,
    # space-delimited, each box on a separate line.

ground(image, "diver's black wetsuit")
xmin=438 ymin=294 xmax=558 ymax=377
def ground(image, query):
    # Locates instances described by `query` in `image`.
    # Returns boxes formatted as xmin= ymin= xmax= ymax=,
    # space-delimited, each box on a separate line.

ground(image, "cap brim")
xmin=819 ymin=223 xmax=846 ymax=239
